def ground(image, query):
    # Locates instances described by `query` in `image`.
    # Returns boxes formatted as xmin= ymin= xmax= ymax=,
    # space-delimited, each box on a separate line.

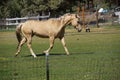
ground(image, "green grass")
xmin=0 ymin=25 xmax=120 ymax=80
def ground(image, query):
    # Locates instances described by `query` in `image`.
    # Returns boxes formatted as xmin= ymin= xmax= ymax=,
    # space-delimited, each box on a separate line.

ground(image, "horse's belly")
xmin=34 ymin=31 xmax=49 ymax=38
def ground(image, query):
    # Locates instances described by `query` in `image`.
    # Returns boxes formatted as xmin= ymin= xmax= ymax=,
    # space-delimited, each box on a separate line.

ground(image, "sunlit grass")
xmin=0 ymin=25 xmax=120 ymax=80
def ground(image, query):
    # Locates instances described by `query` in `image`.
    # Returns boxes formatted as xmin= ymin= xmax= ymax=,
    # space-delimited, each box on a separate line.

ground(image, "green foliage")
xmin=93 ymin=0 xmax=110 ymax=9
xmin=8 ymin=0 xmax=21 ymax=17
xmin=0 ymin=0 xmax=114 ymax=18
xmin=48 ymin=0 xmax=63 ymax=10
xmin=0 ymin=0 xmax=9 ymax=18
xmin=0 ymin=6 xmax=9 ymax=18
xmin=0 ymin=0 xmax=65 ymax=18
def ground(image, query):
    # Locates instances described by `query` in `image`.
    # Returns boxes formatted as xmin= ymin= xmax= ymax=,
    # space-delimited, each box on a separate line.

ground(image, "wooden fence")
xmin=0 ymin=12 xmax=50 ymax=26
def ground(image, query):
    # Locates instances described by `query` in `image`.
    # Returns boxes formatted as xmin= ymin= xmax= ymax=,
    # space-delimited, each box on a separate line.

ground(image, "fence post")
xmin=82 ymin=6 xmax=85 ymax=29
xmin=46 ymin=53 xmax=50 ymax=80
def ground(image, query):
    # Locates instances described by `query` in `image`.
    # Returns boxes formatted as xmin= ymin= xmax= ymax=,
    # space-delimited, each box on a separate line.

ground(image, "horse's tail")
xmin=16 ymin=23 xmax=23 ymax=49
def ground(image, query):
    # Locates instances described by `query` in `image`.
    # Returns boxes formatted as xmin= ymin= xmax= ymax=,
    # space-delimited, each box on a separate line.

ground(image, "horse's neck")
xmin=62 ymin=18 xmax=72 ymax=26
xmin=57 ymin=18 xmax=72 ymax=32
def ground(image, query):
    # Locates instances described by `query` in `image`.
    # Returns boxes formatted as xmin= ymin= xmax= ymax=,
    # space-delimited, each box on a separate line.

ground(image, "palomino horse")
xmin=15 ymin=13 xmax=82 ymax=58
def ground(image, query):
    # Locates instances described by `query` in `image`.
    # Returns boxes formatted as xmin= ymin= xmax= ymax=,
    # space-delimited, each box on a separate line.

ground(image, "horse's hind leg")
xmin=15 ymin=37 xmax=26 ymax=56
xmin=26 ymin=36 xmax=37 ymax=58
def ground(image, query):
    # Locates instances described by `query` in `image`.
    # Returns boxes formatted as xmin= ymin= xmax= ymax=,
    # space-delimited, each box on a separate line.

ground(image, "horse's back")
xmin=21 ymin=20 xmax=54 ymax=37
xmin=20 ymin=18 xmax=65 ymax=38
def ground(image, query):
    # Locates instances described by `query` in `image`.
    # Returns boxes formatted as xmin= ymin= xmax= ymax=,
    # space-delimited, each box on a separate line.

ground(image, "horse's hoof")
xmin=45 ymin=52 xmax=49 ymax=56
xmin=33 ymin=55 xmax=37 ymax=58
xmin=15 ymin=53 xmax=18 ymax=57
xmin=66 ymin=53 xmax=70 ymax=56
xmin=34 ymin=56 xmax=37 ymax=58
xmin=43 ymin=51 xmax=50 ymax=56
xmin=14 ymin=55 xmax=17 ymax=57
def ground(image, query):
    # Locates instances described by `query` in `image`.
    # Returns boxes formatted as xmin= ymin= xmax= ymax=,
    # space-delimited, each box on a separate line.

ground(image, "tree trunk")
xmin=96 ymin=9 xmax=100 ymax=28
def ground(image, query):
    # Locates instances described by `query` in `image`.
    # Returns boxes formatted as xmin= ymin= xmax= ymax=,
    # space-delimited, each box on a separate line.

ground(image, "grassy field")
xmin=0 ymin=25 xmax=120 ymax=80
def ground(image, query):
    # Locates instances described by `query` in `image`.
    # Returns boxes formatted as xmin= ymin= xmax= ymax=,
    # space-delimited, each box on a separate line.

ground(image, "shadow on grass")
xmin=72 ymin=52 xmax=94 ymax=55
xmin=24 ymin=52 xmax=94 ymax=57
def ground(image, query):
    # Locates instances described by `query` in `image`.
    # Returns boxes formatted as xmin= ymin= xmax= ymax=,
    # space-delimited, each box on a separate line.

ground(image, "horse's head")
xmin=70 ymin=14 xmax=82 ymax=32
xmin=61 ymin=13 xmax=82 ymax=32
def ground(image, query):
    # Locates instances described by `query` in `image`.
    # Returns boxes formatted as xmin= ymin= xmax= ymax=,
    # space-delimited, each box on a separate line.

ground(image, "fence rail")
xmin=0 ymin=12 xmax=50 ymax=26
xmin=0 ymin=12 xmax=119 ymax=30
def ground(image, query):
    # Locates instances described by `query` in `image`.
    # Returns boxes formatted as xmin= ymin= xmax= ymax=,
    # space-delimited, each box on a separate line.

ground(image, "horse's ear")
xmin=67 ymin=13 xmax=71 ymax=15
xmin=75 ymin=14 xmax=80 ymax=18
xmin=64 ymin=13 xmax=71 ymax=16
xmin=75 ymin=14 xmax=77 ymax=18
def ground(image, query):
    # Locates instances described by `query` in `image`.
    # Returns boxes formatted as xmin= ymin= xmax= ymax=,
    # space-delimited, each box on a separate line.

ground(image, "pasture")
xmin=0 ymin=25 xmax=120 ymax=80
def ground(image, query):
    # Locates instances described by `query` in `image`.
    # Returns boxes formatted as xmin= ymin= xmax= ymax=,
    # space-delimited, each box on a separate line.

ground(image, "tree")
xmin=18 ymin=0 xmax=28 ymax=17
xmin=48 ymin=0 xmax=64 ymax=10
xmin=19 ymin=0 xmax=64 ymax=16
xmin=7 ymin=0 xmax=21 ymax=17
xmin=0 ymin=0 xmax=72 ymax=18
xmin=0 ymin=0 xmax=112 ymax=18
xmin=0 ymin=0 xmax=10 ymax=18
xmin=25 ymin=0 xmax=49 ymax=16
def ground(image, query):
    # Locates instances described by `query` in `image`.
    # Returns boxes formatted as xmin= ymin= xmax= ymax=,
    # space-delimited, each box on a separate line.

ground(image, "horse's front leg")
xmin=43 ymin=36 xmax=55 ymax=54
xmin=60 ymin=37 xmax=69 ymax=55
